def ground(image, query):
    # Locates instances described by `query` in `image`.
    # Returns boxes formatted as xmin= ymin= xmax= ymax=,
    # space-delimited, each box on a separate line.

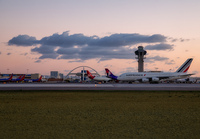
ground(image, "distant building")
xmin=50 ymin=71 xmax=59 ymax=78
xmin=59 ymin=73 xmax=64 ymax=79
xmin=50 ymin=71 xmax=63 ymax=79
xmin=31 ymin=73 xmax=41 ymax=79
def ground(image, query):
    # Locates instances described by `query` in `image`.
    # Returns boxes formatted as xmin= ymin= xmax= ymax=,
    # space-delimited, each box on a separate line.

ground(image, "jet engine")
xmin=142 ymin=78 xmax=149 ymax=82
xmin=152 ymin=77 xmax=159 ymax=82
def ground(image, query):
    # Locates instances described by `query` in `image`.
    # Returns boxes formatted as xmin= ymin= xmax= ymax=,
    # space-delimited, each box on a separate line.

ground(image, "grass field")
xmin=0 ymin=90 xmax=200 ymax=139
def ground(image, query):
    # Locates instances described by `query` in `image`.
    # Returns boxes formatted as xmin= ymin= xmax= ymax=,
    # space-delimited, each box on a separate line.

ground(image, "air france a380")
xmin=106 ymin=58 xmax=194 ymax=83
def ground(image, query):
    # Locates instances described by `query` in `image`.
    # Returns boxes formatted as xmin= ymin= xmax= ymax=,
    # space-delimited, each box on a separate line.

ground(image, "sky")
xmin=0 ymin=0 xmax=200 ymax=76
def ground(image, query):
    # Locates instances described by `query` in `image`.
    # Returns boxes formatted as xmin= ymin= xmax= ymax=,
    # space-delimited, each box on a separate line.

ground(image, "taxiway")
xmin=0 ymin=83 xmax=200 ymax=91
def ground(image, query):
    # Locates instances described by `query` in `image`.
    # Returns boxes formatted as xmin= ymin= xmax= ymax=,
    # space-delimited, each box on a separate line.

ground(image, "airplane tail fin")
xmin=20 ymin=75 xmax=25 ymax=81
xmin=87 ymin=70 xmax=95 ymax=79
xmin=105 ymin=68 xmax=118 ymax=80
xmin=17 ymin=75 xmax=22 ymax=79
xmin=176 ymin=58 xmax=193 ymax=73
xmin=8 ymin=73 xmax=13 ymax=81
xmin=38 ymin=76 xmax=42 ymax=82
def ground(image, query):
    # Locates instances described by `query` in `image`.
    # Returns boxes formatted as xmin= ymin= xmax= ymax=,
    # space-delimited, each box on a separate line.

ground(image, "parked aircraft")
xmin=176 ymin=77 xmax=199 ymax=83
xmin=24 ymin=75 xmax=42 ymax=82
xmin=106 ymin=58 xmax=194 ymax=83
xmin=176 ymin=78 xmax=190 ymax=83
xmin=86 ymin=70 xmax=111 ymax=83
xmin=11 ymin=75 xmax=25 ymax=82
xmin=105 ymin=68 xmax=118 ymax=80
xmin=0 ymin=74 xmax=13 ymax=82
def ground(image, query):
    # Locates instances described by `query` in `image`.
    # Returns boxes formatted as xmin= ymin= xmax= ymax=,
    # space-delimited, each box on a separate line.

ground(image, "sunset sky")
xmin=0 ymin=0 xmax=199 ymax=76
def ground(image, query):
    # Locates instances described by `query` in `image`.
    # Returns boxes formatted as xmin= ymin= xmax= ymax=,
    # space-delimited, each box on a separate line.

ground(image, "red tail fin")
xmin=20 ymin=75 xmax=25 ymax=81
xmin=87 ymin=70 xmax=95 ymax=79
xmin=105 ymin=68 xmax=109 ymax=74
xmin=17 ymin=75 xmax=22 ymax=79
xmin=38 ymin=76 xmax=42 ymax=82
xmin=8 ymin=74 xmax=13 ymax=81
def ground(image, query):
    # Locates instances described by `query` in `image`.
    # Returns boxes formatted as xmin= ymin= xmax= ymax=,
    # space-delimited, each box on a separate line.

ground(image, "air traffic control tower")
xmin=135 ymin=46 xmax=147 ymax=72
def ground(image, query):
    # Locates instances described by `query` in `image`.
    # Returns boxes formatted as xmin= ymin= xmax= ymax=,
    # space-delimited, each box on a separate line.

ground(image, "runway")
xmin=0 ymin=83 xmax=200 ymax=91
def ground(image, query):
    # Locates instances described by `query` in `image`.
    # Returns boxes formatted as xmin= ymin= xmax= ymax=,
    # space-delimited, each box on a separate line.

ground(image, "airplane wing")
xmin=160 ymin=73 xmax=194 ymax=82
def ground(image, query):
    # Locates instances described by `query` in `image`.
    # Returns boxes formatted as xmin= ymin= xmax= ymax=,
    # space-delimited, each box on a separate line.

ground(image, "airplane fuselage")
xmin=93 ymin=76 xmax=111 ymax=82
xmin=117 ymin=72 xmax=190 ymax=82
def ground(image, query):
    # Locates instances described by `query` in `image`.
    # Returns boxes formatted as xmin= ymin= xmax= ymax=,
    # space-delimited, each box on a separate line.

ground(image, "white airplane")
xmin=106 ymin=58 xmax=194 ymax=83
xmin=86 ymin=70 xmax=111 ymax=83
xmin=176 ymin=77 xmax=199 ymax=83
xmin=176 ymin=78 xmax=190 ymax=83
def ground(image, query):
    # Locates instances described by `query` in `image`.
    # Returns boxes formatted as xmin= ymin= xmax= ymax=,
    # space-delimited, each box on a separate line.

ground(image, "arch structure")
xmin=65 ymin=66 xmax=100 ymax=79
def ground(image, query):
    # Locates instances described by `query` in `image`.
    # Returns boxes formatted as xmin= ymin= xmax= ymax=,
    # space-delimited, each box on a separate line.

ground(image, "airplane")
xmin=0 ymin=74 xmax=13 ymax=82
xmin=86 ymin=70 xmax=111 ymax=83
xmin=176 ymin=77 xmax=199 ymax=83
xmin=105 ymin=68 xmax=118 ymax=80
xmin=24 ymin=75 xmax=42 ymax=82
xmin=11 ymin=74 xmax=25 ymax=82
xmin=176 ymin=78 xmax=191 ymax=83
xmin=106 ymin=58 xmax=194 ymax=83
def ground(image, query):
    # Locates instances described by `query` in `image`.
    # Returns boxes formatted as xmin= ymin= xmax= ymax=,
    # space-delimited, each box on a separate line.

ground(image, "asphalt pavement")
xmin=0 ymin=83 xmax=200 ymax=91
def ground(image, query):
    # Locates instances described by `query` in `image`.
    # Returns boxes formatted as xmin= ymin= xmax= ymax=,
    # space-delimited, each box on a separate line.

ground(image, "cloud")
xmin=168 ymin=37 xmax=190 ymax=42
xmin=165 ymin=60 xmax=175 ymax=65
xmin=123 ymin=67 xmax=137 ymax=73
xmin=31 ymin=45 xmax=60 ymax=59
xmin=39 ymin=54 xmax=60 ymax=59
xmin=8 ymin=35 xmax=37 ymax=46
xmin=89 ymin=33 xmax=166 ymax=47
xmin=31 ymin=45 xmax=56 ymax=54
xmin=8 ymin=31 xmax=174 ymax=62
xmin=35 ymin=60 xmax=41 ymax=63
xmin=104 ymin=64 xmax=112 ymax=68
xmin=145 ymin=43 xmax=173 ymax=50
xmin=9 ymin=31 xmax=167 ymax=47
xmin=180 ymin=38 xmax=190 ymax=42
xmin=145 ymin=56 xmax=169 ymax=63
xmin=149 ymin=56 xmax=169 ymax=61
xmin=20 ymin=53 xmax=28 ymax=56
xmin=39 ymin=31 xmax=93 ymax=47
xmin=68 ymin=60 xmax=85 ymax=63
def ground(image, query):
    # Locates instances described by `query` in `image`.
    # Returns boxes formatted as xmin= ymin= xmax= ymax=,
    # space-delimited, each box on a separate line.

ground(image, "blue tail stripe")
xmin=177 ymin=59 xmax=192 ymax=73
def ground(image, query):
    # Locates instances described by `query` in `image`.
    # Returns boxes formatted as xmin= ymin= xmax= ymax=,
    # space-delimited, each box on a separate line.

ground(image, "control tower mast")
xmin=135 ymin=46 xmax=147 ymax=72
